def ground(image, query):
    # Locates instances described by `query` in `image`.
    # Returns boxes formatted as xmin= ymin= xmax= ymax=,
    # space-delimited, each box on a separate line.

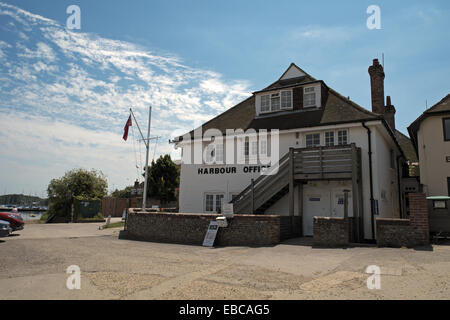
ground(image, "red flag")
xmin=123 ymin=115 xmax=132 ymax=141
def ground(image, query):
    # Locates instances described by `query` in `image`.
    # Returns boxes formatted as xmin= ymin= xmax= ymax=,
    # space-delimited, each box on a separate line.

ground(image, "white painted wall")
xmin=177 ymin=121 xmax=400 ymax=240
xmin=417 ymin=115 xmax=450 ymax=196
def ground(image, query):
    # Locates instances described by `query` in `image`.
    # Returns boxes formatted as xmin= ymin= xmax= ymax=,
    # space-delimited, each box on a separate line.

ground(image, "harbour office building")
xmin=173 ymin=60 xmax=414 ymax=240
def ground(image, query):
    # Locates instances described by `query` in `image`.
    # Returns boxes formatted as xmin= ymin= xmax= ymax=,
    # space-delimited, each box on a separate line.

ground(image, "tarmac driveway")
xmin=1 ymin=222 xmax=450 ymax=300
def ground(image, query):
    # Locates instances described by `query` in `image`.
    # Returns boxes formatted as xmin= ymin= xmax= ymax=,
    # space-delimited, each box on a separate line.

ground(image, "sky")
xmin=0 ymin=0 xmax=449 ymax=197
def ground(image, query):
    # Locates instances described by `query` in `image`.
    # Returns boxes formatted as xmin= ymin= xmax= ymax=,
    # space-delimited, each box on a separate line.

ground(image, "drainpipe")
xmin=362 ymin=121 xmax=375 ymax=240
xmin=396 ymin=155 xmax=404 ymax=218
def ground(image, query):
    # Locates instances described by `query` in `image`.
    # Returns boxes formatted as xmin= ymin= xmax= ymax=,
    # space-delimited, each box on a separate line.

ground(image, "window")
xmin=215 ymin=194 xmax=224 ymax=212
xmin=281 ymin=91 xmax=292 ymax=110
xmin=244 ymin=141 xmax=249 ymax=156
xmin=444 ymin=118 xmax=450 ymax=141
xmin=215 ymin=144 xmax=224 ymax=163
xmin=251 ymin=141 xmax=258 ymax=156
xmin=261 ymin=95 xmax=270 ymax=113
xmin=260 ymin=90 xmax=292 ymax=113
xmin=260 ymin=140 xmax=267 ymax=155
xmin=337 ymin=130 xmax=348 ymax=145
xmin=306 ymin=133 xmax=320 ymax=147
xmin=271 ymin=93 xmax=280 ymax=111
xmin=304 ymin=87 xmax=316 ymax=108
xmin=205 ymin=194 xmax=214 ymax=212
xmin=205 ymin=193 xmax=225 ymax=213
xmin=325 ymin=131 xmax=334 ymax=146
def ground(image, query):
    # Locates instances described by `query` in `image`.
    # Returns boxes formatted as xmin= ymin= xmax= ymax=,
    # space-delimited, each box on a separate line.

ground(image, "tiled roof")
xmin=176 ymin=63 xmax=387 ymax=141
xmin=407 ymin=93 xmax=450 ymax=151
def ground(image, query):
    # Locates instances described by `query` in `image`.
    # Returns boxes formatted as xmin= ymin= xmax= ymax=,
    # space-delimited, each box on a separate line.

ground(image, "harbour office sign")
xmin=178 ymin=127 xmax=280 ymax=176
xmin=198 ymin=165 xmax=271 ymax=175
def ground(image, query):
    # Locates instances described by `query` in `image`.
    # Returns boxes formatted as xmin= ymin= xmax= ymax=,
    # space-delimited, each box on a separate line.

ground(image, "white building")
xmin=173 ymin=60 xmax=414 ymax=241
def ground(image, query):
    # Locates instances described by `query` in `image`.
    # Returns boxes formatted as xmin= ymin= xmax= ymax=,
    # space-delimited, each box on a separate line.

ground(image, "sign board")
xmin=203 ymin=221 xmax=219 ymax=247
xmin=222 ymin=203 xmax=234 ymax=218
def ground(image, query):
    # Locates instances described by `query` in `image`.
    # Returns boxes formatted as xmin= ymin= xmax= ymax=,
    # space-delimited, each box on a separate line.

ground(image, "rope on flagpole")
xmin=131 ymin=123 xmax=140 ymax=182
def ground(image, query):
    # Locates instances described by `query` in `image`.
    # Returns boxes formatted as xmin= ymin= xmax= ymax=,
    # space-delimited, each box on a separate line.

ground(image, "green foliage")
xmin=0 ymin=194 xmax=48 ymax=206
xmin=111 ymin=185 xmax=134 ymax=198
xmin=47 ymin=168 xmax=108 ymax=217
xmin=145 ymin=154 xmax=179 ymax=204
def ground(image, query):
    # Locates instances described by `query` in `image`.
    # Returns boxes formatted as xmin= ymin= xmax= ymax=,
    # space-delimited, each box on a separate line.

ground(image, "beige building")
xmin=408 ymin=94 xmax=450 ymax=196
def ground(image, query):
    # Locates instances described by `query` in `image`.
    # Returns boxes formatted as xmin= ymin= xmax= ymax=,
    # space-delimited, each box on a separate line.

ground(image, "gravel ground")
xmin=0 ymin=223 xmax=449 ymax=300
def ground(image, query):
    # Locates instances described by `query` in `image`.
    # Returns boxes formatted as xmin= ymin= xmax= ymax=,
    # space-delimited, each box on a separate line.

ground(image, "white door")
xmin=331 ymin=191 xmax=353 ymax=218
xmin=303 ymin=189 xmax=331 ymax=236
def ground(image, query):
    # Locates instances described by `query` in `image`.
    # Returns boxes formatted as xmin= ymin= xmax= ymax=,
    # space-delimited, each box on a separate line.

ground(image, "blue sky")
xmin=0 ymin=0 xmax=449 ymax=197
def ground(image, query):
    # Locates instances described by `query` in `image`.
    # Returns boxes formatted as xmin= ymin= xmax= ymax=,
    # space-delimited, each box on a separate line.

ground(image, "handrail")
xmin=232 ymin=144 xmax=357 ymax=212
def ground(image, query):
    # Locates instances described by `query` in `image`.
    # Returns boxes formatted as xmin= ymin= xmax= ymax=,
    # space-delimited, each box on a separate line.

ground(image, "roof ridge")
xmin=426 ymin=93 xmax=450 ymax=112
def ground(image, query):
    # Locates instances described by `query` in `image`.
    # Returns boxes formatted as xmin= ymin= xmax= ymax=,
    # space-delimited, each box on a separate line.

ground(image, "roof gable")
xmin=407 ymin=93 xmax=450 ymax=151
xmin=279 ymin=63 xmax=307 ymax=80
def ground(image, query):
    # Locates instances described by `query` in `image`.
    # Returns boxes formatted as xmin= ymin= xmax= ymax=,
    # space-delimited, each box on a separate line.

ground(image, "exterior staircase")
xmin=231 ymin=144 xmax=360 ymax=214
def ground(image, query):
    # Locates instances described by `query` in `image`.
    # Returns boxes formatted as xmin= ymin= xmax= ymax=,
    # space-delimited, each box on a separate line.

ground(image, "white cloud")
xmin=0 ymin=2 xmax=252 ymax=195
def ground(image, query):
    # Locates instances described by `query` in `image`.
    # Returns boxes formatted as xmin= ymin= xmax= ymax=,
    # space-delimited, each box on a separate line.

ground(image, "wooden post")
xmin=343 ymin=189 xmax=350 ymax=220
xmin=251 ymin=178 xmax=255 ymax=214
xmin=289 ymin=148 xmax=294 ymax=217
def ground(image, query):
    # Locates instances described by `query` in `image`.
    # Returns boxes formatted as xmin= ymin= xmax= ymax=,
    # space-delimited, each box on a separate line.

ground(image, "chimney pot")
xmin=386 ymin=96 xmax=391 ymax=106
xmin=368 ymin=58 xmax=385 ymax=114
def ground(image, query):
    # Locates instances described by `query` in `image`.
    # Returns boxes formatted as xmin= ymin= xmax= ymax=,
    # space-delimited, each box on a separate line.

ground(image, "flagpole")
xmin=142 ymin=106 xmax=152 ymax=209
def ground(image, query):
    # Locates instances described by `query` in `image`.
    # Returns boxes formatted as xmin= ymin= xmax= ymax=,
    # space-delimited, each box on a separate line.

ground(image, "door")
xmin=303 ymin=188 xmax=331 ymax=236
xmin=331 ymin=191 xmax=353 ymax=218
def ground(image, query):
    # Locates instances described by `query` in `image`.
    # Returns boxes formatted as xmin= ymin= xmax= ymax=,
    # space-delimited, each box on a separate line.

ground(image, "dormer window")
xmin=281 ymin=91 xmax=292 ymax=109
xmin=271 ymin=93 xmax=280 ymax=111
xmin=260 ymin=90 xmax=292 ymax=114
xmin=304 ymin=87 xmax=316 ymax=108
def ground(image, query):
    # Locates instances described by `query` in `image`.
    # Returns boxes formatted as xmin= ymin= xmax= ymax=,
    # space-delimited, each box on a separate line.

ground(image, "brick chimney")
xmin=384 ymin=96 xmax=396 ymax=131
xmin=368 ymin=59 xmax=385 ymax=114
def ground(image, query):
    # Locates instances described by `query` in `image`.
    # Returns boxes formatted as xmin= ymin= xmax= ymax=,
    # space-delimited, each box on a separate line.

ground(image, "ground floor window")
xmin=325 ymin=131 xmax=334 ymax=146
xmin=204 ymin=193 xmax=225 ymax=213
xmin=337 ymin=130 xmax=348 ymax=145
xmin=306 ymin=133 xmax=320 ymax=147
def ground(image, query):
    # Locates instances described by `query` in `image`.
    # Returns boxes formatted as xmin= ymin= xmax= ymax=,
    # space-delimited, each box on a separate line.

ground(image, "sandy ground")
xmin=0 ymin=222 xmax=449 ymax=300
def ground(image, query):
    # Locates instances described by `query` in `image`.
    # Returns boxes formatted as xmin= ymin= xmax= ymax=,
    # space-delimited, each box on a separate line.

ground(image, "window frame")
xmin=337 ymin=130 xmax=348 ymax=146
xmin=259 ymin=89 xmax=293 ymax=114
xmin=303 ymin=86 xmax=317 ymax=108
xmin=443 ymin=117 xmax=450 ymax=141
xmin=280 ymin=90 xmax=293 ymax=110
xmin=305 ymin=133 xmax=321 ymax=148
xmin=325 ymin=131 xmax=335 ymax=146
xmin=204 ymin=192 xmax=225 ymax=213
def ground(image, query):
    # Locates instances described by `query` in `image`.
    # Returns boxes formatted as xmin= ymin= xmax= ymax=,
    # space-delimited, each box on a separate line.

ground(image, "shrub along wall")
xmin=124 ymin=210 xmax=301 ymax=246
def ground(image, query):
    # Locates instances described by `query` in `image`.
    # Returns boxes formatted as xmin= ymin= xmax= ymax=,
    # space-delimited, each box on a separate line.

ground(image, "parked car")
xmin=0 ymin=220 xmax=12 ymax=237
xmin=0 ymin=212 xmax=24 ymax=231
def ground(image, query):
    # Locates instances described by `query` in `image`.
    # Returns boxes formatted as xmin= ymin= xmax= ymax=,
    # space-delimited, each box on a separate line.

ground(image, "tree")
xmin=111 ymin=186 xmax=134 ymax=198
xmin=145 ymin=155 xmax=179 ymax=204
xmin=47 ymin=168 xmax=108 ymax=217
